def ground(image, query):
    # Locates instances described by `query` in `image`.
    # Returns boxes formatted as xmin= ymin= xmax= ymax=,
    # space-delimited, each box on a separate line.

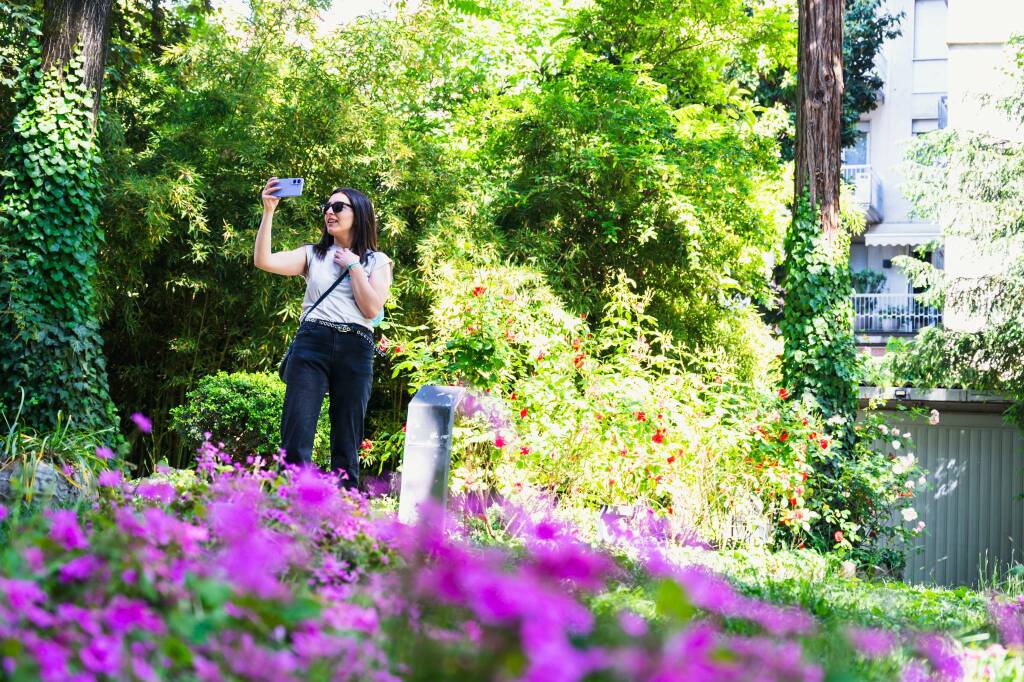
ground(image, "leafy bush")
xmin=379 ymin=259 xmax=923 ymax=557
xmin=0 ymin=445 xmax=972 ymax=681
xmin=169 ymin=372 xmax=330 ymax=468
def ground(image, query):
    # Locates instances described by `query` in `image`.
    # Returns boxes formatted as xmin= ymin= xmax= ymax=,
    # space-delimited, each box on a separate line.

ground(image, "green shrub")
xmin=169 ymin=372 xmax=330 ymax=467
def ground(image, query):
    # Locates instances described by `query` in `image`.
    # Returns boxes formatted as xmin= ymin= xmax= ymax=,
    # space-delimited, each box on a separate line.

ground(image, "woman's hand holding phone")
xmin=261 ymin=177 xmax=281 ymax=212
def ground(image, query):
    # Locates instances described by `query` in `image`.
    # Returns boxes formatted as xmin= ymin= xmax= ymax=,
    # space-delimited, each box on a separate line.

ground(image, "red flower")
xmin=778 ymin=387 xmax=790 ymax=400
xmin=789 ymin=497 xmax=798 ymax=507
xmin=573 ymin=353 xmax=585 ymax=369
xmin=666 ymin=455 xmax=676 ymax=464
xmin=808 ymin=432 xmax=818 ymax=441
xmin=510 ymin=392 xmax=517 ymax=401
xmin=652 ymin=428 xmax=665 ymax=445
xmin=494 ymin=435 xmax=506 ymax=449
xmin=834 ymin=530 xmax=844 ymax=543
xmin=393 ymin=345 xmax=404 ymax=354
xmin=472 ymin=286 xmax=486 ymax=296
xmin=519 ymin=408 xmax=528 ymax=419
xmin=800 ymin=471 xmax=808 ymax=481
xmin=819 ymin=438 xmax=830 ymax=450
xmin=360 ymin=439 xmax=373 ymax=451
xmin=572 ymin=338 xmax=582 ymax=350
xmin=402 ymin=423 xmax=407 ymax=433
xmin=467 ymin=324 xmax=479 ymax=334
xmin=608 ymin=478 xmax=616 ymax=487
xmin=779 ymin=431 xmax=789 ymax=443
xmin=635 ymin=411 xmax=647 ymax=422
xmin=535 ymin=351 xmax=546 ymax=362
xmin=519 ymin=446 xmax=530 ymax=456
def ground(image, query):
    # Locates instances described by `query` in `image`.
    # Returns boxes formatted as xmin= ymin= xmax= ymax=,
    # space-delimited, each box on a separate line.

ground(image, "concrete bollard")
xmin=397 ymin=385 xmax=467 ymax=524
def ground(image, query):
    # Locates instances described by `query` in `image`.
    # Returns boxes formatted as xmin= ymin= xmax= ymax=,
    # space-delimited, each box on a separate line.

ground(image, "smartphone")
xmin=270 ymin=177 xmax=304 ymax=198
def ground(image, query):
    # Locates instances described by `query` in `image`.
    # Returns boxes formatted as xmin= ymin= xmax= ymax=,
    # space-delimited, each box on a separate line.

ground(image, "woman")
xmin=253 ymin=178 xmax=393 ymax=489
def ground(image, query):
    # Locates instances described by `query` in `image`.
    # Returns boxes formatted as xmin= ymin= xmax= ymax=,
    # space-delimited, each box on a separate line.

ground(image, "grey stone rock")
xmin=0 ymin=460 xmax=84 ymax=507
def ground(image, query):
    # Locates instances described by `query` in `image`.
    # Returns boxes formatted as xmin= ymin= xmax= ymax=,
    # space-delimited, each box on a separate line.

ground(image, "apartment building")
xmin=853 ymin=0 xmax=1024 ymax=586
xmin=847 ymin=0 xmax=1024 ymax=348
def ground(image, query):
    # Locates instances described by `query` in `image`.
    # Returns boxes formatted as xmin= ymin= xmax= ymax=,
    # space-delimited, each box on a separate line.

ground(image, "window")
xmin=913 ymin=0 xmax=948 ymax=61
xmin=912 ymin=118 xmax=939 ymax=136
xmin=842 ymin=130 xmax=869 ymax=166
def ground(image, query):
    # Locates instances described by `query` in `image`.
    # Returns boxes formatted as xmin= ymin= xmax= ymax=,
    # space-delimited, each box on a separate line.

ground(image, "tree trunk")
xmin=794 ymin=0 xmax=844 ymax=236
xmin=41 ymin=0 xmax=115 ymax=126
xmin=151 ymin=0 xmax=164 ymax=49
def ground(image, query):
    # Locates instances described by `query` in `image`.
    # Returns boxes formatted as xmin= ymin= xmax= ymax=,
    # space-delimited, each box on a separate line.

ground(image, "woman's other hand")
xmin=261 ymin=177 xmax=281 ymax=212
xmin=333 ymin=248 xmax=360 ymax=270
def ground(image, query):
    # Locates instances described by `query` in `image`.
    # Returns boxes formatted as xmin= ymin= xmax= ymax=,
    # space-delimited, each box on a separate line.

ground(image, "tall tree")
xmin=794 ymin=0 xmax=844 ymax=236
xmin=0 ymin=0 xmax=118 ymax=435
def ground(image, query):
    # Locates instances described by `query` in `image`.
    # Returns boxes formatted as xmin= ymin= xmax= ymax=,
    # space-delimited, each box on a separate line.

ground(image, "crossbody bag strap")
xmin=299 ymin=270 xmax=349 ymax=325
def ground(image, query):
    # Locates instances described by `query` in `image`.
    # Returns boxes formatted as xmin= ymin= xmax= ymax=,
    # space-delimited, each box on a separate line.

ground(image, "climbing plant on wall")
xmin=0 ymin=50 xmax=118 ymax=433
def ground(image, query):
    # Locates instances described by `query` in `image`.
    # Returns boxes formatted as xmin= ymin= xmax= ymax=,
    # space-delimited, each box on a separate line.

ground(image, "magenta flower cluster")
xmin=0 ymin=437 xmax=963 ymax=681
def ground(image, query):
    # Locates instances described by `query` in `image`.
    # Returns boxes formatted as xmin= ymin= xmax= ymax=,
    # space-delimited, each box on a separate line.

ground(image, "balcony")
xmin=853 ymin=293 xmax=942 ymax=334
xmin=842 ymin=164 xmax=884 ymax=224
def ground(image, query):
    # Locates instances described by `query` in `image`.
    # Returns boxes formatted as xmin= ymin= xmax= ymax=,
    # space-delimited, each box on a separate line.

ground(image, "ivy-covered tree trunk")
xmin=0 ymin=0 xmax=117 ymax=434
xmin=41 ymin=0 xmax=115 ymax=126
xmin=783 ymin=0 xmax=858 ymax=446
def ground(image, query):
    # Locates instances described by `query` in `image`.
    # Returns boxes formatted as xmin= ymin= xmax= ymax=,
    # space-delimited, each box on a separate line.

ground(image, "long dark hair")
xmin=312 ymin=187 xmax=378 ymax=263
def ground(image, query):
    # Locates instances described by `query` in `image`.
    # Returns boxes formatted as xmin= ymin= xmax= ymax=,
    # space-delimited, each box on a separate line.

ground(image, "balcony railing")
xmin=841 ymin=164 xmax=883 ymax=224
xmin=853 ymin=293 xmax=942 ymax=334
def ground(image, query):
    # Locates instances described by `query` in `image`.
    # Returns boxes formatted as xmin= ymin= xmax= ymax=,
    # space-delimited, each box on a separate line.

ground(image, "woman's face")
xmin=324 ymin=191 xmax=354 ymax=239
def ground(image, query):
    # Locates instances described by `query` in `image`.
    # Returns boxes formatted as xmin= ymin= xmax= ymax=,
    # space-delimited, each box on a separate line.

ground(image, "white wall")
xmin=852 ymin=0 xmax=946 ymax=295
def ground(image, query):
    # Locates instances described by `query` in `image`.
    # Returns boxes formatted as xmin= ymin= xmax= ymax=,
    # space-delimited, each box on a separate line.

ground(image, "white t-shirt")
xmin=301 ymin=244 xmax=391 ymax=328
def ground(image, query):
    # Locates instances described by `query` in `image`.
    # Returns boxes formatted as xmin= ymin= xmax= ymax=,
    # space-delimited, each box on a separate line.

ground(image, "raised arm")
xmin=253 ymin=177 xmax=307 ymax=277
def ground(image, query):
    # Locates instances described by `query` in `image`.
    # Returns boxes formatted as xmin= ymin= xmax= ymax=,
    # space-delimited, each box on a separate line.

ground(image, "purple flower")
xmin=914 ymin=634 xmax=962 ymax=680
xmin=0 ymin=504 xmax=6 ymax=522
xmin=79 ymin=636 xmax=122 ymax=676
xmin=59 ymin=554 xmax=102 ymax=582
xmin=135 ymin=481 xmax=176 ymax=504
xmin=846 ymin=627 xmax=896 ymax=659
xmin=130 ymin=412 xmax=153 ymax=433
xmin=27 ymin=640 xmax=69 ymax=681
xmin=289 ymin=467 xmax=339 ymax=521
xmin=95 ymin=445 xmax=115 ymax=460
xmin=47 ymin=509 xmax=88 ymax=550
xmin=0 ymin=578 xmax=46 ymax=610
xmin=618 ymin=611 xmax=648 ymax=637
xmin=105 ymin=596 xmax=165 ymax=635
xmin=98 ymin=470 xmax=124 ymax=488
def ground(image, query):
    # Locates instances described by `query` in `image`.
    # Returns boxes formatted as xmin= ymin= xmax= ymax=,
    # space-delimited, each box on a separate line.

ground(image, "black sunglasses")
xmin=322 ymin=200 xmax=352 ymax=215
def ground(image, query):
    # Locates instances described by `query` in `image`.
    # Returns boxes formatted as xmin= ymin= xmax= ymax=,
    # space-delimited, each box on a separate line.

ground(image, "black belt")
xmin=303 ymin=319 xmax=382 ymax=357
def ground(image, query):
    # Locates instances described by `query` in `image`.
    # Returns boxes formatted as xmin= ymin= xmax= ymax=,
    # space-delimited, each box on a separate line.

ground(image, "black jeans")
xmin=280 ymin=321 xmax=374 ymax=488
